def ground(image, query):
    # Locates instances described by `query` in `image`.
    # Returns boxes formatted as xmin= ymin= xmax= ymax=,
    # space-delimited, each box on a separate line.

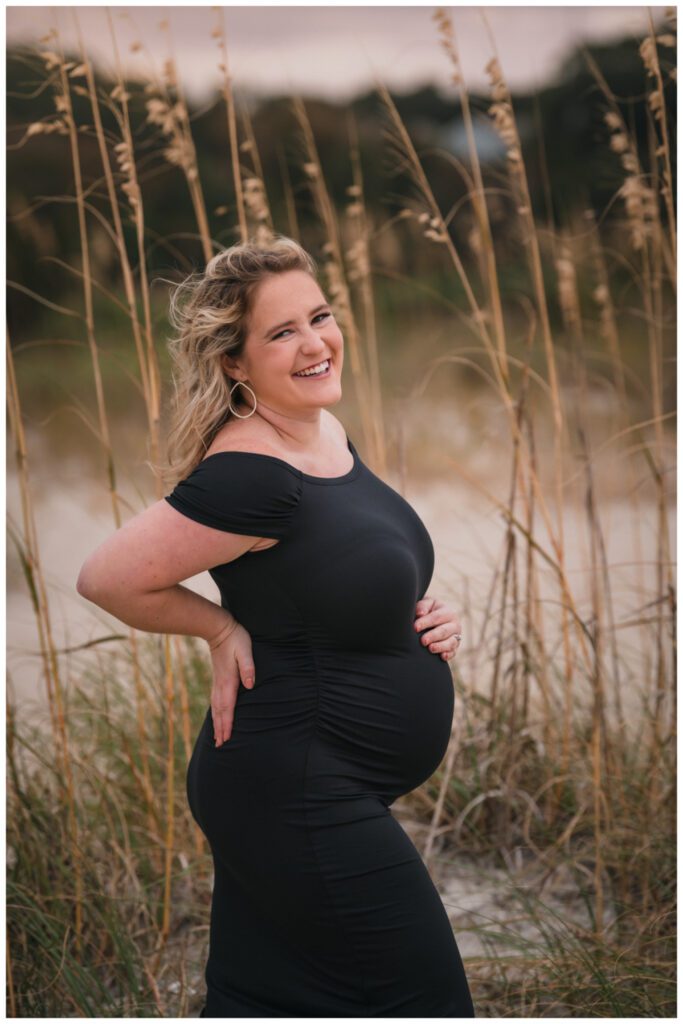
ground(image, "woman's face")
xmin=226 ymin=269 xmax=344 ymax=415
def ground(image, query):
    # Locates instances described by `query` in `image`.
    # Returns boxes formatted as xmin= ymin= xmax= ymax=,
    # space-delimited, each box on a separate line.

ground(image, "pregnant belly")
xmin=314 ymin=642 xmax=455 ymax=802
xmin=204 ymin=637 xmax=455 ymax=804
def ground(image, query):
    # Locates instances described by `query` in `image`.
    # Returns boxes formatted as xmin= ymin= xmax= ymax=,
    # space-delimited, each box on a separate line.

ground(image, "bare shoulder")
xmin=203 ymin=421 xmax=283 ymax=460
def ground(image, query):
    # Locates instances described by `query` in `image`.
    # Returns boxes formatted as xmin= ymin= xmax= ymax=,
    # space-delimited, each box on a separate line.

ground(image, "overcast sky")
xmin=6 ymin=4 xmax=670 ymax=102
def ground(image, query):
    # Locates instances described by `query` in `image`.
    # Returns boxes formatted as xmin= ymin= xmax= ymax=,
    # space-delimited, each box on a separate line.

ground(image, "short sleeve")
xmin=164 ymin=454 xmax=303 ymax=539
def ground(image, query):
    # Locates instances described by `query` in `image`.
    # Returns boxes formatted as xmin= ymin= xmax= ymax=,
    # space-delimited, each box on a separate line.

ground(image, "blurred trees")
xmin=6 ymin=32 xmax=676 ymax=340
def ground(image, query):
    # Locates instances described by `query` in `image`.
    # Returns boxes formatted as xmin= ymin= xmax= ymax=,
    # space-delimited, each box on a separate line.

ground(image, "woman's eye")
xmin=274 ymin=312 xmax=330 ymax=339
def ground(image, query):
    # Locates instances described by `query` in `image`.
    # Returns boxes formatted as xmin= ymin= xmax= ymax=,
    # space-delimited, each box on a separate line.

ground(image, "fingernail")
xmin=246 ymin=677 xmax=254 ymax=687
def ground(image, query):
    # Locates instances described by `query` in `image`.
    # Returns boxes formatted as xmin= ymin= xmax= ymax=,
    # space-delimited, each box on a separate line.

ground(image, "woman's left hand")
xmin=413 ymin=594 xmax=462 ymax=661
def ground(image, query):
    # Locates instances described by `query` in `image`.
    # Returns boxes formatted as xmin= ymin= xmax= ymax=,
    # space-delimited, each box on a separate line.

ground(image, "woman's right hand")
xmin=208 ymin=617 xmax=255 ymax=746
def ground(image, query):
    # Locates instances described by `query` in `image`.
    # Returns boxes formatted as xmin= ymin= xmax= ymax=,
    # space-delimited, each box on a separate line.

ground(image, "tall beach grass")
xmin=6 ymin=8 xmax=676 ymax=1016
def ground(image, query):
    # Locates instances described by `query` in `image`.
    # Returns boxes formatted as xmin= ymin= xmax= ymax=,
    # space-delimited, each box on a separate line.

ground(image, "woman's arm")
xmin=76 ymin=497 xmax=260 ymax=634
xmin=77 ymin=498 xmax=265 ymax=744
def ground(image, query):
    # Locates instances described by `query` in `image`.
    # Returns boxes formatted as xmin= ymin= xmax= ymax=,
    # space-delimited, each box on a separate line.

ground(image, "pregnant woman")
xmin=77 ymin=236 xmax=474 ymax=1017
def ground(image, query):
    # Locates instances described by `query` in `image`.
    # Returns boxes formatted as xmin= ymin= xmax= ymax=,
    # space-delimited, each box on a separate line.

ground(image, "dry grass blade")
xmin=432 ymin=7 xmax=508 ymax=380
xmin=212 ymin=9 xmax=247 ymax=241
xmin=7 ymin=332 xmax=84 ymax=948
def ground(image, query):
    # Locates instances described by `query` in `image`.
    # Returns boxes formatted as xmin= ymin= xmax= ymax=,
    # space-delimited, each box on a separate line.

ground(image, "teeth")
xmin=294 ymin=359 xmax=329 ymax=377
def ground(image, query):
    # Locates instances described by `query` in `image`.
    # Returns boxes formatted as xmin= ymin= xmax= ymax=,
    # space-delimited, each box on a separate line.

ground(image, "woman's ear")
xmin=221 ymin=353 xmax=240 ymax=377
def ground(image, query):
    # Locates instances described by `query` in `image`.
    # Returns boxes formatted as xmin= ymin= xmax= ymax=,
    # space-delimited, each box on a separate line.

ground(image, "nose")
xmin=300 ymin=322 xmax=328 ymax=352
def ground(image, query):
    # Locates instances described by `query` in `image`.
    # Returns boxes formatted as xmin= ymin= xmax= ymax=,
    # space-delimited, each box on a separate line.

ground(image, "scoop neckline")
xmin=200 ymin=435 xmax=361 ymax=485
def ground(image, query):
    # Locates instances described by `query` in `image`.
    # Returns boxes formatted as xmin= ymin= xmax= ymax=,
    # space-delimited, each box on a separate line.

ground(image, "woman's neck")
xmin=249 ymin=403 xmax=328 ymax=452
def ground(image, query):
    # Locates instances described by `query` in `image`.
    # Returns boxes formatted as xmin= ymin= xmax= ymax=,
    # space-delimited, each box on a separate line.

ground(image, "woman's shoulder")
xmin=164 ymin=412 xmax=349 ymax=538
xmin=202 ymin=424 xmax=283 ymax=462
xmin=165 ymin=435 xmax=304 ymax=539
xmin=203 ymin=421 xmax=293 ymax=462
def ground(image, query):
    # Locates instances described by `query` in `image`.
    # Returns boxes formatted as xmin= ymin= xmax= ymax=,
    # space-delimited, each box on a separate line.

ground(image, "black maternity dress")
xmin=165 ymin=435 xmax=474 ymax=1018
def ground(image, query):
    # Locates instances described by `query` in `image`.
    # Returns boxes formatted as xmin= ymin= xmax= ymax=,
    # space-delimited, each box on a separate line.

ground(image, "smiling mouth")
xmin=292 ymin=358 xmax=331 ymax=378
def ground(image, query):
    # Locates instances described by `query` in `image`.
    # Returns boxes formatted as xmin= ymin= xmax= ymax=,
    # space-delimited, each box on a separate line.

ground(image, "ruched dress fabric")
xmin=165 ymin=436 xmax=474 ymax=1018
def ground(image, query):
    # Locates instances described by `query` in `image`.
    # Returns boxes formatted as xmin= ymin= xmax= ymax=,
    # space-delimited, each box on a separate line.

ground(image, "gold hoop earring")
xmin=228 ymin=379 xmax=257 ymax=419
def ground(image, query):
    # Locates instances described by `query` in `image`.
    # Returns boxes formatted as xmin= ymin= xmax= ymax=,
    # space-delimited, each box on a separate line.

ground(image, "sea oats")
xmin=24 ymin=120 xmax=64 ymax=138
xmin=39 ymin=50 xmax=63 ymax=71
xmin=120 ymin=180 xmax=141 ymax=209
xmin=485 ymin=62 xmax=525 ymax=180
xmin=639 ymin=37 xmax=658 ymax=77
xmin=485 ymin=57 xmax=505 ymax=100
xmin=618 ymin=176 xmax=658 ymax=250
xmin=213 ymin=7 xmax=249 ymax=241
xmin=145 ymin=97 xmax=175 ymax=134
xmin=110 ymin=84 xmax=131 ymax=103
xmin=555 ymin=248 xmax=581 ymax=334
xmin=252 ymin=224 xmax=273 ymax=245
xmin=432 ymin=7 xmax=463 ymax=86
xmin=488 ymin=102 xmax=517 ymax=151
xmin=608 ymin=132 xmax=630 ymax=154
xmin=621 ymin=151 xmax=638 ymax=174
xmin=638 ymin=15 xmax=676 ymax=256
xmin=162 ymin=58 xmax=177 ymax=89
xmin=345 ymin=237 xmax=369 ymax=283
xmin=136 ymin=15 xmax=210 ymax=255
xmin=242 ymin=177 xmax=270 ymax=226
xmin=601 ymin=108 xmax=656 ymax=251
xmin=6 ymin=13 xmax=675 ymax=1013
xmin=467 ymin=224 xmax=483 ymax=256
xmin=648 ymin=89 xmax=664 ymax=122
xmin=423 ymin=227 xmax=449 ymax=243
xmin=163 ymin=139 xmax=188 ymax=171
xmin=323 ymin=257 xmax=345 ymax=308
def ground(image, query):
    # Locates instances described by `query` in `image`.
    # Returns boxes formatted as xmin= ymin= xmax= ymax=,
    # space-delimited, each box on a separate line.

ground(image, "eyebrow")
xmin=264 ymin=304 xmax=330 ymax=338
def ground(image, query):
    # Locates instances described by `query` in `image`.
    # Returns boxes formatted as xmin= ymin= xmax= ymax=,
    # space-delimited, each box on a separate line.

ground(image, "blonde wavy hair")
xmin=164 ymin=235 xmax=318 ymax=483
